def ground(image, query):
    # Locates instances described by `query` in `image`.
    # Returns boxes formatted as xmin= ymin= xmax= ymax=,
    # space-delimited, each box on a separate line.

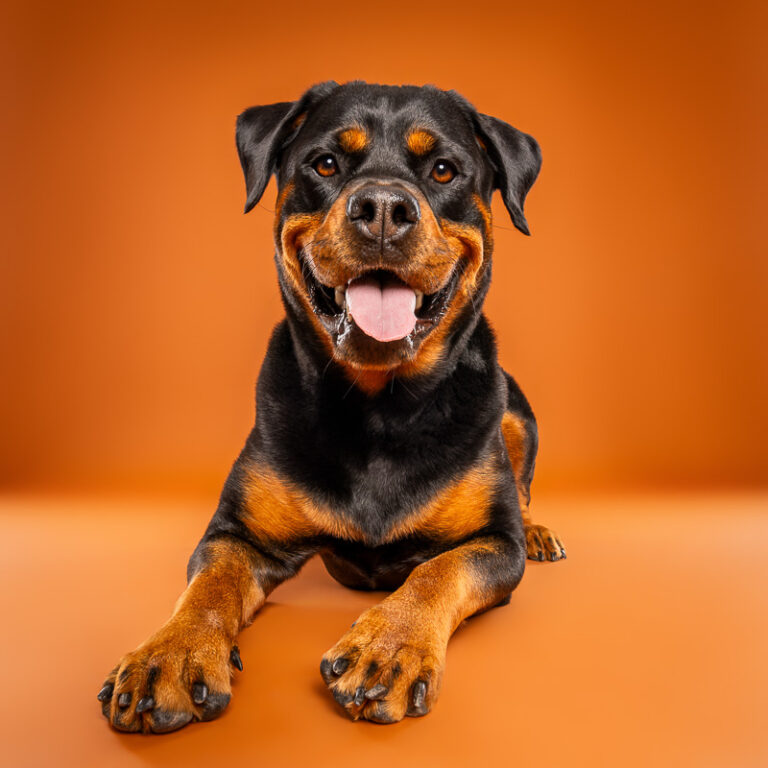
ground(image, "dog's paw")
xmin=525 ymin=523 xmax=566 ymax=561
xmin=97 ymin=620 xmax=242 ymax=733
xmin=320 ymin=603 xmax=446 ymax=723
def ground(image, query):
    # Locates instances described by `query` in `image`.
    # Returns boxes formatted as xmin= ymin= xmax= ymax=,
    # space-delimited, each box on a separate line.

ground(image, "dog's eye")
xmin=431 ymin=160 xmax=457 ymax=184
xmin=313 ymin=155 xmax=338 ymax=178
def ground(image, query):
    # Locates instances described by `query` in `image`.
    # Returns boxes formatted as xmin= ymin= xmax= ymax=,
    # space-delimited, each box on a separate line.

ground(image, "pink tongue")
xmin=346 ymin=276 xmax=417 ymax=342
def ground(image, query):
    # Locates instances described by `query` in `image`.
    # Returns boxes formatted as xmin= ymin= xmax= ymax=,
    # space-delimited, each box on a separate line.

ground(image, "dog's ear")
xmin=475 ymin=113 xmax=542 ymax=235
xmin=236 ymin=81 xmax=338 ymax=213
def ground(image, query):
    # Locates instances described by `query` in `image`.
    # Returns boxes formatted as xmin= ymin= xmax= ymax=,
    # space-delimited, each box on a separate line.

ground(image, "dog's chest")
xmin=301 ymin=446 xmax=497 ymax=547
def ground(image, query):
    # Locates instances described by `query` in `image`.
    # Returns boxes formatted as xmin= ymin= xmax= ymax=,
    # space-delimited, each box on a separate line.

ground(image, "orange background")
xmin=3 ymin=0 xmax=766 ymax=496
xmin=2 ymin=1 xmax=768 ymax=767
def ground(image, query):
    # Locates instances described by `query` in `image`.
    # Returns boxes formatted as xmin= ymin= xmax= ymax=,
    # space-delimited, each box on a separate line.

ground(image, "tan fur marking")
xmin=473 ymin=193 xmax=494 ymax=252
xmin=338 ymin=125 xmax=369 ymax=153
xmin=243 ymin=463 xmax=365 ymax=543
xmin=501 ymin=411 xmax=531 ymax=522
xmin=406 ymin=129 xmax=437 ymax=156
xmin=278 ymin=210 xmax=337 ymax=357
xmin=396 ymin=219 xmax=486 ymax=377
xmin=273 ymin=181 xmax=295 ymax=242
xmin=386 ymin=458 xmax=495 ymax=542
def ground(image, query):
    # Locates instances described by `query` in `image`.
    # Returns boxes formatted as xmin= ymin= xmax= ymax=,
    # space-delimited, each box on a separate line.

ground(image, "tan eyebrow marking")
xmin=406 ymin=129 xmax=437 ymax=156
xmin=338 ymin=125 xmax=369 ymax=153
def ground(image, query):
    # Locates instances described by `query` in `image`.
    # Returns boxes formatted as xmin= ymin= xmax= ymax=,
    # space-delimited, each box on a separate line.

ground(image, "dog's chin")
xmin=297 ymin=253 xmax=462 ymax=370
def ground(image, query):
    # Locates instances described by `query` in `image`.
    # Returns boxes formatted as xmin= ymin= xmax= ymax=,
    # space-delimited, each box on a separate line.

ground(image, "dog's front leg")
xmin=320 ymin=534 xmax=526 ymax=723
xmin=98 ymin=532 xmax=310 ymax=733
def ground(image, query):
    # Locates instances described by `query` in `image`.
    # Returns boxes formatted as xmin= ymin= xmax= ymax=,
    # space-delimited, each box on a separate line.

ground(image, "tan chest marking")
xmin=244 ymin=458 xmax=496 ymax=547
xmin=242 ymin=464 xmax=364 ymax=543
xmin=384 ymin=458 xmax=496 ymax=543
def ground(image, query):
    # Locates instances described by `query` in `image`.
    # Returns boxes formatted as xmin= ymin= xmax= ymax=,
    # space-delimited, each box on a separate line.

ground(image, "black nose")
xmin=346 ymin=185 xmax=420 ymax=243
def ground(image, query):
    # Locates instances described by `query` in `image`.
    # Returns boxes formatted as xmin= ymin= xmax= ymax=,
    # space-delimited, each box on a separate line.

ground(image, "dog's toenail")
xmin=192 ymin=682 xmax=208 ymax=704
xmin=332 ymin=658 xmax=349 ymax=675
xmin=412 ymin=680 xmax=427 ymax=709
xmin=365 ymin=683 xmax=388 ymax=700
xmin=97 ymin=684 xmax=113 ymax=702
xmin=230 ymin=646 xmax=243 ymax=671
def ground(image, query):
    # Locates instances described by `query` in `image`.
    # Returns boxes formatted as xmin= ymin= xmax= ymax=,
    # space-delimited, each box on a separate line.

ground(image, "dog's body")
xmin=98 ymin=82 xmax=565 ymax=732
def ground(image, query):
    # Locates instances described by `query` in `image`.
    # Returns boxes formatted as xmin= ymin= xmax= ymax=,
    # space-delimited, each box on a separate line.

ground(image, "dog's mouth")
xmin=298 ymin=252 xmax=460 ymax=344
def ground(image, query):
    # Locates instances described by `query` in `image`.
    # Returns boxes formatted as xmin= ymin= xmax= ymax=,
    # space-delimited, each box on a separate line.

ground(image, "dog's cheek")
xmin=399 ymin=220 xmax=486 ymax=378
xmin=272 ymin=181 xmax=296 ymax=246
xmin=473 ymin=194 xmax=494 ymax=253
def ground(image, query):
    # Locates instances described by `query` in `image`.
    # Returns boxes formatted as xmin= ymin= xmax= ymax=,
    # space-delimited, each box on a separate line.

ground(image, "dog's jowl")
xmin=97 ymin=81 xmax=566 ymax=732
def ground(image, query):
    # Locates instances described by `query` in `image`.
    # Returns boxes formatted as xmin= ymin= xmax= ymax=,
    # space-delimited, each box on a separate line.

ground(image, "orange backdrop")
xmin=2 ymin=0 xmax=766 ymax=495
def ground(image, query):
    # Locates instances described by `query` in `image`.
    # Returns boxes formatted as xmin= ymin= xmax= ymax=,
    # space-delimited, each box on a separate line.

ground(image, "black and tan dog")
xmin=97 ymin=81 xmax=565 ymax=732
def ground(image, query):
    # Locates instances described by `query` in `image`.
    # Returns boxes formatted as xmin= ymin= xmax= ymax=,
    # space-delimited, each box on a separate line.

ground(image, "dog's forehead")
xmin=301 ymin=85 xmax=475 ymax=147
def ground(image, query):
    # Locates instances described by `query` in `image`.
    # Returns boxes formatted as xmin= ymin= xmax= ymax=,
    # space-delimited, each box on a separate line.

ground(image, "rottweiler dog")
xmin=97 ymin=81 xmax=565 ymax=732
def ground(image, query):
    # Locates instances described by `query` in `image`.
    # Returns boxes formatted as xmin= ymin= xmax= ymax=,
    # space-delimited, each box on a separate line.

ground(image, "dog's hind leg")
xmin=502 ymin=370 xmax=566 ymax=561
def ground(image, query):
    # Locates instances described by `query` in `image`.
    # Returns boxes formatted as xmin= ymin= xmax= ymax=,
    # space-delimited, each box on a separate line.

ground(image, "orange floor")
xmin=1 ymin=491 xmax=766 ymax=767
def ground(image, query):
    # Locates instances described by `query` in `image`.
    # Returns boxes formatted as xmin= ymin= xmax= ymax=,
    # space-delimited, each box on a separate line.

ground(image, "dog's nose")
xmin=346 ymin=185 xmax=420 ymax=243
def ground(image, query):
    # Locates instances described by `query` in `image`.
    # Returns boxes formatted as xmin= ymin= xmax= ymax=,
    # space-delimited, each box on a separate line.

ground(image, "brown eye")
xmin=431 ymin=160 xmax=456 ymax=183
xmin=314 ymin=155 xmax=338 ymax=177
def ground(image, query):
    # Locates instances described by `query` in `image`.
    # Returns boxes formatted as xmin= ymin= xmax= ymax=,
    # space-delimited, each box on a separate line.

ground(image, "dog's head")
xmin=236 ymin=82 xmax=541 ymax=376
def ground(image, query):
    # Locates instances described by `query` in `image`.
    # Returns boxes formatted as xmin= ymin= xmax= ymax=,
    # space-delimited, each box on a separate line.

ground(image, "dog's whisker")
xmin=394 ymin=376 xmax=416 ymax=398
xmin=342 ymin=372 xmax=361 ymax=399
xmin=321 ymin=356 xmax=335 ymax=381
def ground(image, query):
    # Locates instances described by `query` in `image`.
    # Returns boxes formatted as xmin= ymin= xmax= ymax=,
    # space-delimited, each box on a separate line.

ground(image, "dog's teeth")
xmin=334 ymin=286 xmax=346 ymax=309
xmin=414 ymin=290 xmax=424 ymax=312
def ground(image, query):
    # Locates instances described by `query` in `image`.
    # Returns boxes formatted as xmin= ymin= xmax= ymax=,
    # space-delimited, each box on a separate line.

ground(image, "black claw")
xmin=97 ymin=684 xmax=114 ymax=702
xmin=354 ymin=686 xmax=366 ymax=707
xmin=136 ymin=696 xmax=155 ymax=713
xmin=412 ymin=680 xmax=427 ymax=710
xmin=117 ymin=692 xmax=132 ymax=709
xmin=332 ymin=658 xmax=349 ymax=675
xmin=230 ymin=646 xmax=243 ymax=671
xmin=549 ymin=551 xmax=557 ymax=561
xmin=320 ymin=658 xmax=334 ymax=684
xmin=192 ymin=682 xmax=208 ymax=705
xmin=537 ymin=552 xmax=544 ymax=561
xmin=561 ymin=549 xmax=567 ymax=559
xmin=365 ymin=683 xmax=388 ymax=700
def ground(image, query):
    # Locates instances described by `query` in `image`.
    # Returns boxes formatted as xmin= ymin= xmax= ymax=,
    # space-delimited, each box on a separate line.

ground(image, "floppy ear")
xmin=236 ymin=81 xmax=339 ymax=213
xmin=236 ymin=102 xmax=297 ymax=213
xmin=475 ymin=114 xmax=542 ymax=236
